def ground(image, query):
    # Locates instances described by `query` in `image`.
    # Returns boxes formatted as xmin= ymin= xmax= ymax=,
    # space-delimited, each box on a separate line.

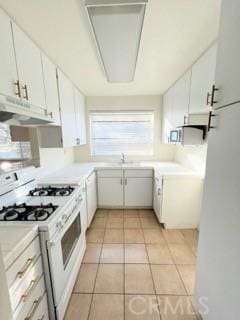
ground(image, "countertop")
xmin=38 ymin=161 xmax=203 ymax=185
xmin=0 ymin=225 xmax=38 ymax=269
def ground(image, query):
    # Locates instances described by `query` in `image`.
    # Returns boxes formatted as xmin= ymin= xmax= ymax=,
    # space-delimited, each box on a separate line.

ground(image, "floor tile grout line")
xmin=163 ymin=235 xmax=189 ymax=297
xmin=142 ymin=221 xmax=162 ymax=319
xmin=86 ymin=214 xmax=107 ymax=320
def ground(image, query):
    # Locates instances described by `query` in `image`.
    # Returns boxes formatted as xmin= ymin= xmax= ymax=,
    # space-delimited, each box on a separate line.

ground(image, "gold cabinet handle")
xmin=14 ymin=80 xmax=21 ymax=98
xmin=17 ymin=255 xmax=36 ymax=279
xmin=21 ymin=276 xmax=41 ymax=302
xmin=25 ymin=292 xmax=45 ymax=320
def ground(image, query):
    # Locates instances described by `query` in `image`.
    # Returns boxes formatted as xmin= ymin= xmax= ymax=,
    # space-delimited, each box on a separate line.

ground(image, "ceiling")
xmin=0 ymin=0 xmax=221 ymax=96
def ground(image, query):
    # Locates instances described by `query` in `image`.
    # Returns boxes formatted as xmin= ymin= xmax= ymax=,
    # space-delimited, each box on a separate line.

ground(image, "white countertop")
xmin=38 ymin=161 xmax=203 ymax=185
xmin=0 ymin=225 xmax=38 ymax=269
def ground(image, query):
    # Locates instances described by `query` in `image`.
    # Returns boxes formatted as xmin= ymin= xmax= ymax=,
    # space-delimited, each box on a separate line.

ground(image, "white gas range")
xmin=0 ymin=167 xmax=87 ymax=320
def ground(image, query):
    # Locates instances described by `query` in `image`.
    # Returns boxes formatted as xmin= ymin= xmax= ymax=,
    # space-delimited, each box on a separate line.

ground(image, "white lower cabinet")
xmin=98 ymin=177 xmax=124 ymax=207
xmin=153 ymin=174 xmax=163 ymax=222
xmin=161 ymin=178 xmax=203 ymax=229
xmin=86 ymin=172 xmax=97 ymax=226
xmin=97 ymin=169 xmax=153 ymax=208
xmin=4 ymin=233 xmax=49 ymax=320
xmin=79 ymin=183 xmax=88 ymax=233
xmin=124 ymin=178 xmax=153 ymax=207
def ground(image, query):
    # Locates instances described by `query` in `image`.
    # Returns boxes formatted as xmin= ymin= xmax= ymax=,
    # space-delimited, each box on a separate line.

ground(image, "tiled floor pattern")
xmin=64 ymin=209 xmax=199 ymax=320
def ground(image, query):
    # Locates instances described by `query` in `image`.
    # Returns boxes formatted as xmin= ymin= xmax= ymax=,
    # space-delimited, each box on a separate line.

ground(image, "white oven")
xmin=44 ymin=194 xmax=86 ymax=319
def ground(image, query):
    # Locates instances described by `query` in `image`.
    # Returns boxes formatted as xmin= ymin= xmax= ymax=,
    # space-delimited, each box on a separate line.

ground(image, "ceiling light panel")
xmin=85 ymin=0 xmax=148 ymax=83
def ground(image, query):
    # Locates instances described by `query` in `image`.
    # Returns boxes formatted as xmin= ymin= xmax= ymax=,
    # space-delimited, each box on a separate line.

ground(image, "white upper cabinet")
xmin=41 ymin=54 xmax=61 ymax=125
xmin=57 ymin=70 xmax=76 ymax=147
xmin=172 ymin=70 xmax=191 ymax=127
xmin=162 ymin=88 xmax=174 ymax=143
xmin=0 ymin=9 xmax=19 ymax=99
xmin=214 ymin=0 xmax=240 ymax=108
xmin=74 ymin=88 xmax=87 ymax=145
xmin=12 ymin=23 xmax=46 ymax=109
xmin=189 ymin=43 xmax=217 ymax=113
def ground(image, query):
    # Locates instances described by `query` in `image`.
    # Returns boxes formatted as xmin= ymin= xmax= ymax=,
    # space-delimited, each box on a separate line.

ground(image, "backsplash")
xmin=174 ymin=144 xmax=208 ymax=175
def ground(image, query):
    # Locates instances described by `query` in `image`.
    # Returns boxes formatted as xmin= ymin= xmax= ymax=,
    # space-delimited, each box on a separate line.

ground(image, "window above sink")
xmin=90 ymin=111 xmax=154 ymax=156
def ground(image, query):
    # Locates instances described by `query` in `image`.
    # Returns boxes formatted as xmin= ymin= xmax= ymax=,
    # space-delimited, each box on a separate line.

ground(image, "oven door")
xmin=47 ymin=207 xmax=84 ymax=310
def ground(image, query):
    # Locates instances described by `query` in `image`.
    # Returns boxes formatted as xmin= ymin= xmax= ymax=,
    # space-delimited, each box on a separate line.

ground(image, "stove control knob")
xmin=56 ymin=221 xmax=63 ymax=231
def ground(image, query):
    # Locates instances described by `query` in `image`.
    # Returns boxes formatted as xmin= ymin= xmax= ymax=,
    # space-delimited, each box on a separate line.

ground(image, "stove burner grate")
xmin=0 ymin=203 xmax=58 ymax=221
xmin=29 ymin=186 xmax=74 ymax=197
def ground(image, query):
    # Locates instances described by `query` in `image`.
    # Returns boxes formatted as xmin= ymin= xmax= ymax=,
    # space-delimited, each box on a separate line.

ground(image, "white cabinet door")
xmin=172 ymin=70 xmax=191 ymax=127
xmin=80 ymin=187 xmax=88 ymax=233
xmin=124 ymin=178 xmax=153 ymax=207
xmin=153 ymin=179 xmax=160 ymax=216
xmin=86 ymin=172 xmax=97 ymax=225
xmin=98 ymin=177 xmax=124 ymax=207
xmin=162 ymin=88 xmax=174 ymax=143
xmin=57 ymin=70 xmax=77 ymax=147
xmin=74 ymin=88 xmax=87 ymax=145
xmin=12 ymin=23 xmax=46 ymax=109
xmin=41 ymin=54 xmax=61 ymax=125
xmin=189 ymin=43 xmax=217 ymax=113
xmin=153 ymin=178 xmax=162 ymax=222
xmin=214 ymin=0 xmax=240 ymax=108
xmin=0 ymin=9 xmax=19 ymax=99
xmin=196 ymin=103 xmax=240 ymax=319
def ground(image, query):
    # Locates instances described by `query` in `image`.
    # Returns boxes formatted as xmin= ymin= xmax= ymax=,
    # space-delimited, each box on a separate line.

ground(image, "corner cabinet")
xmin=162 ymin=88 xmax=174 ymax=143
xmin=0 ymin=9 xmax=19 ymax=99
xmin=57 ymin=70 xmax=77 ymax=147
xmin=74 ymin=88 xmax=87 ymax=145
xmin=12 ymin=23 xmax=46 ymax=110
xmin=172 ymin=70 xmax=191 ymax=127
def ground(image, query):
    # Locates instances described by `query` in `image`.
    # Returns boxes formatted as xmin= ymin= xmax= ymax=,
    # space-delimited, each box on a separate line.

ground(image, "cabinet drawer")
xmin=97 ymin=170 xmax=123 ymax=178
xmin=14 ymin=275 xmax=46 ymax=320
xmin=10 ymin=255 xmax=43 ymax=313
xmin=124 ymin=169 xmax=153 ymax=178
xmin=32 ymin=293 xmax=49 ymax=320
xmin=6 ymin=236 xmax=40 ymax=289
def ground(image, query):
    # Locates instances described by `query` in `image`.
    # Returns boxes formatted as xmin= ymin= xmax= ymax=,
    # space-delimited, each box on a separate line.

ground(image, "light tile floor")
xmin=64 ymin=209 xmax=199 ymax=320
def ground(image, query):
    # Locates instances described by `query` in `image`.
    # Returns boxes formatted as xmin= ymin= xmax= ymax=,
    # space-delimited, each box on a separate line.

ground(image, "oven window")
xmin=61 ymin=214 xmax=81 ymax=269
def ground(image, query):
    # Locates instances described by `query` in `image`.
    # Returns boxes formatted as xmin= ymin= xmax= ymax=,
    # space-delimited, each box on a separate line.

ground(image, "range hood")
xmin=0 ymin=95 xmax=53 ymax=125
xmin=85 ymin=0 xmax=148 ymax=83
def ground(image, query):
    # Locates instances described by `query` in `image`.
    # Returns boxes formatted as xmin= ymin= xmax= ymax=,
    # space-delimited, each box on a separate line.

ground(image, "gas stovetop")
xmin=29 ymin=186 xmax=75 ymax=197
xmin=0 ymin=203 xmax=58 ymax=221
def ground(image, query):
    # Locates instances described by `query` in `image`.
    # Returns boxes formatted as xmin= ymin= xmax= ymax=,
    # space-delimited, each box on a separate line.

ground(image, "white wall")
xmin=174 ymin=144 xmax=208 ymax=175
xmin=74 ymin=95 xmax=175 ymax=162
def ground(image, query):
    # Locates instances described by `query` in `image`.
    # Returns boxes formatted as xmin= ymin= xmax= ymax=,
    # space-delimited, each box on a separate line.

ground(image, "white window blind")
xmin=90 ymin=112 xmax=154 ymax=156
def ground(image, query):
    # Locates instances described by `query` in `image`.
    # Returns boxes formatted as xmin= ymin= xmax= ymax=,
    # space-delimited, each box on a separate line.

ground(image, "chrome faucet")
xmin=120 ymin=153 xmax=125 ymax=164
